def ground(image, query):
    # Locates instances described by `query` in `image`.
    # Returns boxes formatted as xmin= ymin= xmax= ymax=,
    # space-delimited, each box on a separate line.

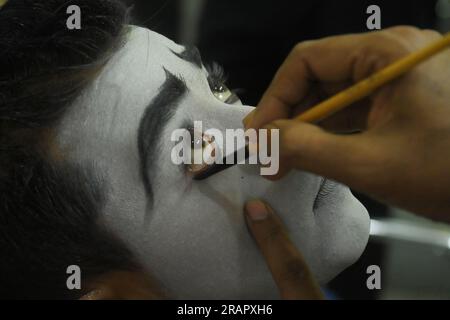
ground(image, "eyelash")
xmin=206 ymin=63 xmax=239 ymax=104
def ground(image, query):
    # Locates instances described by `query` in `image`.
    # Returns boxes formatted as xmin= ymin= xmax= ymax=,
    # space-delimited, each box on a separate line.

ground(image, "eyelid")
xmin=206 ymin=62 xmax=227 ymax=89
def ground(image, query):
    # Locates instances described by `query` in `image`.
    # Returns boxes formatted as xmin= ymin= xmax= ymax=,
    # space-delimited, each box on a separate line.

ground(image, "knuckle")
xmin=365 ymin=30 xmax=414 ymax=59
xmin=361 ymin=27 xmax=440 ymax=64
xmin=422 ymin=29 xmax=442 ymax=40
xmin=291 ymin=43 xmax=305 ymax=58
xmin=293 ymin=40 xmax=313 ymax=53
xmin=271 ymin=119 xmax=290 ymax=129
xmin=385 ymin=26 xmax=441 ymax=53
xmin=292 ymin=40 xmax=318 ymax=58
xmin=281 ymin=123 xmax=322 ymax=157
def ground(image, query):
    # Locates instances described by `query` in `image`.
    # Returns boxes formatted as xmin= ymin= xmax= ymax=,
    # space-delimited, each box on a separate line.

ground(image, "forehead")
xmin=119 ymin=26 xmax=184 ymax=71
xmin=91 ymin=26 xmax=208 ymax=116
xmin=102 ymin=26 xmax=181 ymax=100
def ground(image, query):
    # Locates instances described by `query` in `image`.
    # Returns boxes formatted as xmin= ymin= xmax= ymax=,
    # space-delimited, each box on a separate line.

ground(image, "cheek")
xmin=135 ymin=193 xmax=277 ymax=299
xmin=133 ymin=166 xmax=321 ymax=298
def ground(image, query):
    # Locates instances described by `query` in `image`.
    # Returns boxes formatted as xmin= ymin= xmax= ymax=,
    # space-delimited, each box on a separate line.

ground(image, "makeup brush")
xmin=194 ymin=31 xmax=450 ymax=181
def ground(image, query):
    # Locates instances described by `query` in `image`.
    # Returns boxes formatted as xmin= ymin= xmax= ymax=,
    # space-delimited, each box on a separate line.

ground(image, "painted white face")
xmin=57 ymin=26 xmax=370 ymax=299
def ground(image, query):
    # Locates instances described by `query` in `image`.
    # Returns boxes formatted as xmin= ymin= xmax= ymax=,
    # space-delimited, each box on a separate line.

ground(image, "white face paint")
xmin=57 ymin=26 xmax=370 ymax=299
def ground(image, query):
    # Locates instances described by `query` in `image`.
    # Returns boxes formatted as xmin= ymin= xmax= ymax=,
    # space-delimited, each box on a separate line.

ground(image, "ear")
xmin=80 ymin=271 xmax=167 ymax=300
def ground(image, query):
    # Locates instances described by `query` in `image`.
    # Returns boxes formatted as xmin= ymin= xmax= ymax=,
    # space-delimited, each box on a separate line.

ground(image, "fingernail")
xmin=245 ymin=200 xmax=269 ymax=221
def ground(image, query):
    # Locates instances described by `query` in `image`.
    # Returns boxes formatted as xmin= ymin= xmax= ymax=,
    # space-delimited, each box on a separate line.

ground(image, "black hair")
xmin=0 ymin=0 xmax=139 ymax=299
xmin=0 ymin=0 xmax=129 ymax=127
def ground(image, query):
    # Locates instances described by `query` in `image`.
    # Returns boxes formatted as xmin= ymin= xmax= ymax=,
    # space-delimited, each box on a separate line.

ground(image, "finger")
xmin=244 ymin=200 xmax=323 ymax=300
xmin=265 ymin=120 xmax=380 ymax=192
xmin=249 ymin=27 xmax=437 ymax=131
xmin=288 ymin=82 xmax=371 ymax=132
xmin=312 ymin=81 xmax=370 ymax=131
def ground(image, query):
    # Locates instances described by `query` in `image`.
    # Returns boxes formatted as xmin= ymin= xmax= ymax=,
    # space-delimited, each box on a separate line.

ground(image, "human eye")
xmin=206 ymin=63 xmax=240 ymax=104
xmin=185 ymin=126 xmax=217 ymax=174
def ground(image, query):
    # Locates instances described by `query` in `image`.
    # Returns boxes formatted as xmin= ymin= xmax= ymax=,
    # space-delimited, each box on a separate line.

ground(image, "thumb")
xmin=265 ymin=119 xmax=376 ymax=188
